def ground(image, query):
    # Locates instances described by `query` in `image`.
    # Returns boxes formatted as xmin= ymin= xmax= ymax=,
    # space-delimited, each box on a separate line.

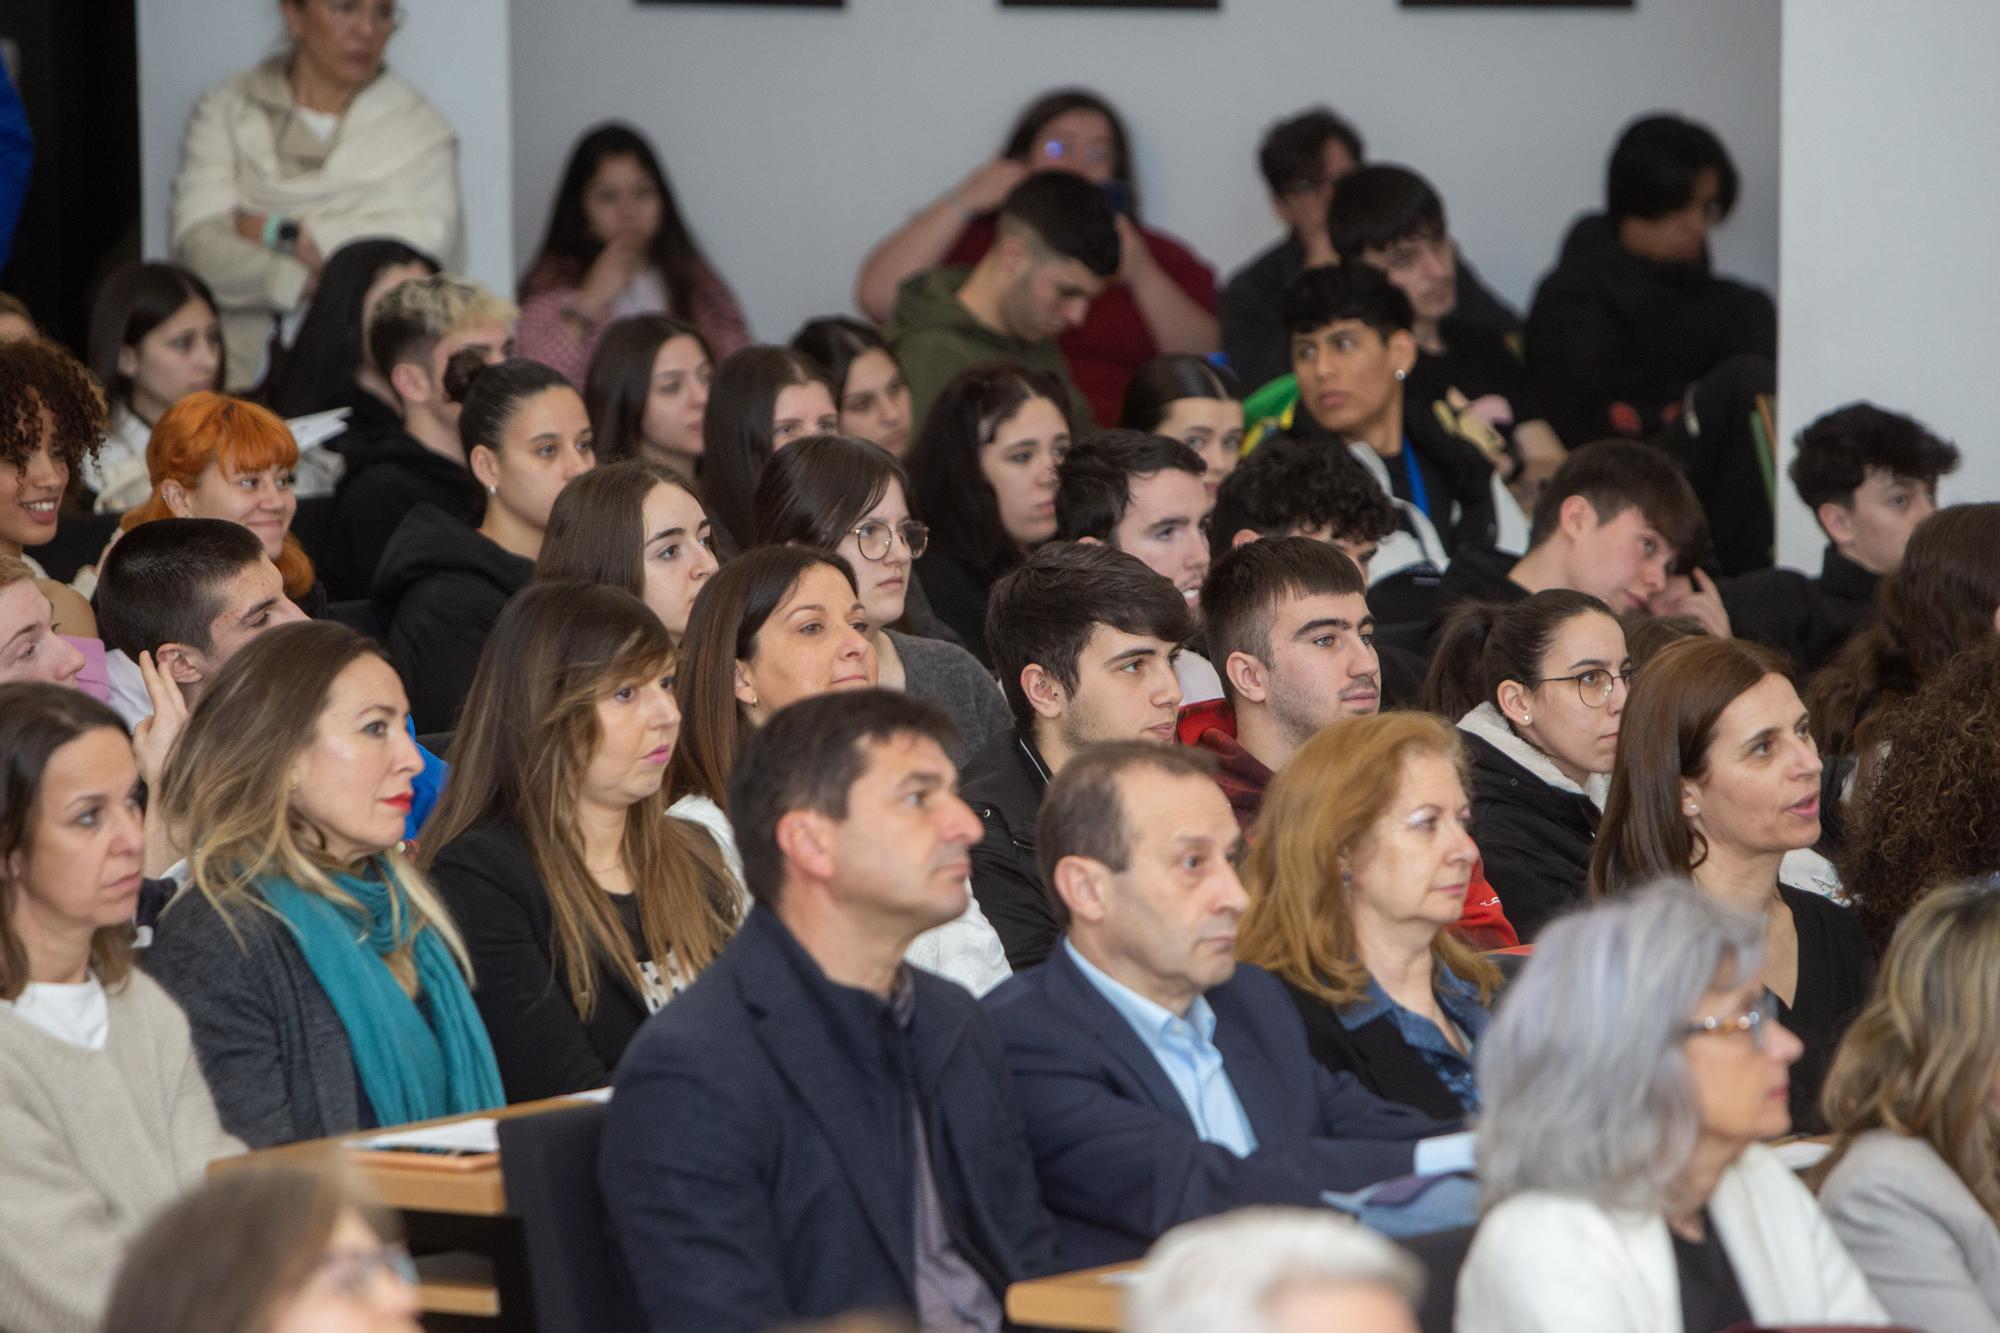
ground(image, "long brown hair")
xmin=1588 ymin=635 xmax=1791 ymax=899
xmin=1812 ymin=882 xmax=2000 ymax=1223
xmin=1237 ymin=712 xmax=1499 ymax=1008
xmin=421 ymin=584 xmax=737 ymax=1018
xmin=538 ymin=458 xmax=704 ymax=603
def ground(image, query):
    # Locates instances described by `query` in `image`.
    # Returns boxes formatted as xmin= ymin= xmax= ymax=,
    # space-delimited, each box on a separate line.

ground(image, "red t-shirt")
xmin=946 ymin=215 xmax=1217 ymax=428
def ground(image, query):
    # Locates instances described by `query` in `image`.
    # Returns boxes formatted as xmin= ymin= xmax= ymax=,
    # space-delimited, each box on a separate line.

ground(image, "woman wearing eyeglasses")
xmin=1420 ymin=591 xmax=1630 ymax=943
xmin=170 ymin=0 xmax=462 ymax=389
xmin=1590 ymin=635 xmax=1873 ymax=1135
xmin=751 ymin=434 xmax=1009 ymax=765
xmin=1460 ymin=883 xmax=1886 ymax=1333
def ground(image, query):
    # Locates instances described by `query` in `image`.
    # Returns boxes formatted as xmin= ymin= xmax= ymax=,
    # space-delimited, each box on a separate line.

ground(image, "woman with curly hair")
xmin=0 ymin=337 xmax=106 ymax=637
xmin=1839 ymin=635 xmax=2000 ymax=951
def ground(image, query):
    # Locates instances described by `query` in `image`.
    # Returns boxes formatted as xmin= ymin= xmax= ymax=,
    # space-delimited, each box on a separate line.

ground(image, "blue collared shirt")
xmin=1336 ymin=967 xmax=1491 ymax=1114
xmin=1064 ymin=940 xmax=1259 ymax=1157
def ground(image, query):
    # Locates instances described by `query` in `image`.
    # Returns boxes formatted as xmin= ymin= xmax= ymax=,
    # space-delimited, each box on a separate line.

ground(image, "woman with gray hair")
xmin=1457 ymin=883 xmax=1887 ymax=1332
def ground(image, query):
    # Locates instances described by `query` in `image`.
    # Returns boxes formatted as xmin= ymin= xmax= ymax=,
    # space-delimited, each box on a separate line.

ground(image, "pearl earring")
xmin=486 ymin=484 xmax=498 ymax=496
xmin=1394 ymin=368 xmax=1407 ymax=382
xmin=1686 ymin=803 xmax=1700 ymax=815
xmin=1521 ymin=714 xmax=1532 ymax=725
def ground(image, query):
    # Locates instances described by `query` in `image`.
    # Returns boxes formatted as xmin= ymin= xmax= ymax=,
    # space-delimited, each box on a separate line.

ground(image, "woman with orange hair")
xmin=1237 ymin=711 xmax=1502 ymax=1118
xmin=119 ymin=392 xmax=320 ymax=612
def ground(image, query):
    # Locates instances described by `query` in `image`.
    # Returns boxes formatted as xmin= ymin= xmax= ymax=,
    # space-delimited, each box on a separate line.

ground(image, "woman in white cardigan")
xmin=1458 ymin=882 xmax=1887 ymax=1333
xmin=0 ymin=684 xmax=240 ymax=1333
xmin=1815 ymin=882 xmax=2000 ymax=1332
xmin=172 ymin=0 xmax=462 ymax=388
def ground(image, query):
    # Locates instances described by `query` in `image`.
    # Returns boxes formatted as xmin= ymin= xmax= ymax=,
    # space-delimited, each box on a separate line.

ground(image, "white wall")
xmin=507 ymin=0 xmax=1778 ymax=344
xmin=1777 ymin=0 xmax=2000 ymax=567
xmin=137 ymin=0 xmax=515 ymax=294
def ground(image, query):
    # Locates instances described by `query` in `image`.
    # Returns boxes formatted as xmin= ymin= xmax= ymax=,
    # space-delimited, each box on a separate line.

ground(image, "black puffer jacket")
xmin=1460 ymin=703 xmax=1605 ymax=943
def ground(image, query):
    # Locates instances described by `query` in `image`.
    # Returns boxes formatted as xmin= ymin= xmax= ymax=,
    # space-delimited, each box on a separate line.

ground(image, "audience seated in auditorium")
xmin=171 ymin=0 xmax=461 ymax=388
xmin=792 ymin=316 xmax=916 ymax=457
xmin=0 ymin=684 xmax=240 ymax=1333
xmin=751 ymin=433 xmax=1009 ymax=761
xmin=0 ymin=555 xmax=84 ymax=687
xmin=1119 ymin=354 xmax=1243 ymax=499
xmin=372 ymin=356 xmax=594 ymax=731
xmin=1 ymin=338 xmax=104 ymax=637
xmin=1421 ymin=591 xmax=1627 ymax=941
xmin=1839 ymin=635 xmax=2000 ymax=951
xmin=1331 ymin=163 xmax=1564 ymax=493
xmin=1128 ymin=1208 xmax=1423 ymax=1333
xmin=1054 ymin=427 xmax=1219 ymax=701
xmin=518 ymin=122 xmax=750 ymax=386
xmin=145 ymin=621 xmax=503 ymax=1146
xmin=886 ymin=172 xmax=1114 ymax=430
xmin=1526 ymin=114 xmax=1775 ymax=455
xmin=600 ymin=689 xmax=1057 ymax=1332
xmin=1815 ymin=882 xmax=2000 ymax=1332
xmin=263 ymin=238 xmax=439 ymax=456
xmin=698 ymin=345 xmax=837 ymax=554
xmin=583 ymin=313 xmax=713 ymax=478
xmin=985 ymin=741 xmax=1466 ymax=1268
xmin=907 ymin=363 xmax=1074 ymax=663
xmin=963 ymin=542 xmax=1191 ymax=967
xmin=1239 ymin=713 xmax=1502 ymax=1119
xmin=323 ymin=274 xmax=512 ymax=598
xmin=536 ymin=457 xmax=718 ymax=643
xmin=1591 ymin=635 xmax=1871 ymax=1133
xmin=1727 ymin=403 xmax=1961 ymax=675
xmin=861 ymin=88 xmax=1217 ymax=425
xmin=424 ymin=583 xmax=738 ymax=1101
xmin=103 ymin=1165 xmax=422 ymax=1333
xmin=83 ymin=263 xmax=224 ymax=511
xmin=1460 ymin=883 xmax=1885 ymax=1332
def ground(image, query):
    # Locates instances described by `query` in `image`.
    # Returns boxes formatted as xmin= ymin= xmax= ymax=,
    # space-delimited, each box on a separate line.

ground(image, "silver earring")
xmin=1394 ymin=368 xmax=1407 ymax=382
xmin=486 ymin=484 xmax=498 ymax=496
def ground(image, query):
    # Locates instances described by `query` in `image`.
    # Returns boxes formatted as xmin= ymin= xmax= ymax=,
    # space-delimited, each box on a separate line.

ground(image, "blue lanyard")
xmin=1398 ymin=436 xmax=1433 ymax=520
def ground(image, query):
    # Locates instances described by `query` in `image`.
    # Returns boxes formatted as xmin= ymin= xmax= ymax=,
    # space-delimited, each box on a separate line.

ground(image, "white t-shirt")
xmin=0 ymin=975 xmax=110 ymax=1050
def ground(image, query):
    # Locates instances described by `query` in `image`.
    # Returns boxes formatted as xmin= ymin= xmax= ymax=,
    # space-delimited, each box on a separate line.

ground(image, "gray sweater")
xmin=0 ymin=971 xmax=240 ymax=1333
xmin=886 ymin=629 xmax=1011 ymax=766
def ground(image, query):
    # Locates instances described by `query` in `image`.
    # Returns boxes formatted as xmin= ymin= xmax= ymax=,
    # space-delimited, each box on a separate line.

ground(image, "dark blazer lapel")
xmin=1206 ymin=979 xmax=1297 ymax=1146
xmin=1043 ymin=946 xmax=1197 ymax=1133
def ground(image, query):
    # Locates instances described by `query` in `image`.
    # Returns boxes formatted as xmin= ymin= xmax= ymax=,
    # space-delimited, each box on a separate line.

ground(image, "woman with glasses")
xmin=1420 ymin=591 xmax=1630 ymax=943
xmin=751 ymin=435 xmax=1009 ymax=765
xmin=170 ymin=0 xmax=462 ymax=389
xmin=1590 ymin=635 xmax=1873 ymax=1134
xmin=1460 ymin=883 xmax=1885 ymax=1332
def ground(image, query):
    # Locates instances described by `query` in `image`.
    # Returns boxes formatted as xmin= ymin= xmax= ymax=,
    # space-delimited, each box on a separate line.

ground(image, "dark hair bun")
xmin=442 ymin=348 xmax=491 ymax=407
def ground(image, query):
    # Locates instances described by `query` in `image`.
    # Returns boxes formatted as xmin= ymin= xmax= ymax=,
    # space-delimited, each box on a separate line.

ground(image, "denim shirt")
xmin=1336 ymin=967 xmax=1491 ymax=1114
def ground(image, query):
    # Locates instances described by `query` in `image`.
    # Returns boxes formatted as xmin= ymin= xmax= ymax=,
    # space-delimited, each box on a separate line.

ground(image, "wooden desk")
xmin=1006 ymin=1263 xmax=1136 ymax=1331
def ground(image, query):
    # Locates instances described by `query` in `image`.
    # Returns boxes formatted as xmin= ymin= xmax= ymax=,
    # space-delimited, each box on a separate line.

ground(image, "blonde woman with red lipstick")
xmin=423 ymin=583 xmax=737 ymax=1101
xmin=1590 ymin=635 xmax=1873 ymax=1135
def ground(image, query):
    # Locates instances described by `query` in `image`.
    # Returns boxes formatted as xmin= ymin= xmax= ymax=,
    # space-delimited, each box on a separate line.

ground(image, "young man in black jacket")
xmin=961 ymin=541 xmax=1193 ymax=969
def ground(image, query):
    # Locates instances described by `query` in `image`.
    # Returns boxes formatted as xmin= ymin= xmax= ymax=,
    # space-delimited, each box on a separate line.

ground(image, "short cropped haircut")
xmin=1257 ymin=107 xmax=1366 ymax=196
xmin=95 ymin=518 xmax=265 ymax=659
xmin=987 ymin=541 xmax=1194 ymax=733
xmin=1789 ymin=401 xmax=1961 ymax=514
xmin=1282 ymin=263 xmax=1412 ymax=341
xmin=1128 ymin=1208 xmax=1421 ymax=1333
xmin=1328 ymin=163 xmax=1446 ymax=264
xmin=1528 ymin=439 xmax=1707 ymax=568
xmin=1036 ymin=740 xmax=1216 ymax=891
xmin=1201 ymin=537 xmax=1366 ymax=692
xmin=365 ymin=274 xmax=517 ymax=379
xmin=1477 ymin=881 xmax=1764 ymax=1213
xmin=1054 ymin=428 xmax=1205 ymax=543
xmin=997 ymin=173 xmax=1120 ymax=279
xmin=1607 ymin=114 xmax=1739 ymax=223
xmin=1208 ymin=433 xmax=1398 ymax=547
xmin=728 ymin=688 xmax=957 ymax=906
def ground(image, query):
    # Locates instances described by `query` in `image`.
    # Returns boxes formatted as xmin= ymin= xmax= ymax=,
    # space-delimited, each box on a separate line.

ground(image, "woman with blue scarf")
xmin=144 ymin=620 xmax=502 ymax=1147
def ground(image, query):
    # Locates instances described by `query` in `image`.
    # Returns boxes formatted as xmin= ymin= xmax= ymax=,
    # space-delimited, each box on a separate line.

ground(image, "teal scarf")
xmin=261 ymin=865 xmax=503 ymax=1126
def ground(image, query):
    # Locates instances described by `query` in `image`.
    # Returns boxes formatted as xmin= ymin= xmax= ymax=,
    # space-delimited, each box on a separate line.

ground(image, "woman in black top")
xmin=422 ymin=582 xmax=737 ymax=1101
xmin=1591 ymin=635 xmax=1873 ymax=1134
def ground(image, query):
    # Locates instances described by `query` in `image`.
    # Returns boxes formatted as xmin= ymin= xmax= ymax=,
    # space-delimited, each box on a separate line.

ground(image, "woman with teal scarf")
xmin=144 ymin=620 xmax=502 ymax=1147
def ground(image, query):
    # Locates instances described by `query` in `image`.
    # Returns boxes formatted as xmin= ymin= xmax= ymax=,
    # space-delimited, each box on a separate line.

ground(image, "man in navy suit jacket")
xmin=984 ymin=741 xmax=1469 ymax=1267
xmin=601 ymin=691 xmax=1057 ymax=1331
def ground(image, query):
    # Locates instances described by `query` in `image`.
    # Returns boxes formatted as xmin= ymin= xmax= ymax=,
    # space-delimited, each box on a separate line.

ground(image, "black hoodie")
xmin=323 ymin=424 xmax=484 ymax=600
xmin=1525 ymin=213 xmax=1775 ymax=448
xmin=370 ymin=503 xmax=532 ymax=732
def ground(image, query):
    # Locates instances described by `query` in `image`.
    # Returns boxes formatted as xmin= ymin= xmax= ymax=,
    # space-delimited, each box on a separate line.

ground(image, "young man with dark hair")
xmin=962 ymin=541 xmax=1194 ymax=968
xmin=603 ymin=689 xmax=1056 ymax=1331
xmin=983 ymin=740 xmax=1467 ymax=1267
xmin=889 ymin=172 xmax=1116 ymax=431
xmin=1207 ymin=432 xmax=1399 ymax=576
xmin=1723 ymin=403 xmax=1961 ymax=672
xmin=1220 ymin=108 xmax=1517 ymax=394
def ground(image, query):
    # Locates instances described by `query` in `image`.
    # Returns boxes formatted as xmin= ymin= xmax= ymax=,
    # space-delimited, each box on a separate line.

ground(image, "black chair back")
xmin=32 ymin=510 xmax=120 ymax=585
xmin=496 ymin=1101 xmax=630 ymax=1331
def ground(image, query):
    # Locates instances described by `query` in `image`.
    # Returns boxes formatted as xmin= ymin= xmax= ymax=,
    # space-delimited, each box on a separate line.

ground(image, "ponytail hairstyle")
xmin=1420 ymin=590 xmax=1615 ymax=722
xmin=1118 ymin=353 xmax=1240 ymax=432
xmin=444 ymin=353 xmax=577 ymax=460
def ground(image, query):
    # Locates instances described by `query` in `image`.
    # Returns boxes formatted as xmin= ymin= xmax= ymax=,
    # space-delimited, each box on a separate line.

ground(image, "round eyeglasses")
xmin=1680 ymin=992 xmax=1780 ymax=1052
xmin=1535 ymin=667 xmax=1635 ymax=709
xmin=848 ymin=519 xmax=929 ymax=562
xmin=318 ymin=1241 xmax=418 ymax=1302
